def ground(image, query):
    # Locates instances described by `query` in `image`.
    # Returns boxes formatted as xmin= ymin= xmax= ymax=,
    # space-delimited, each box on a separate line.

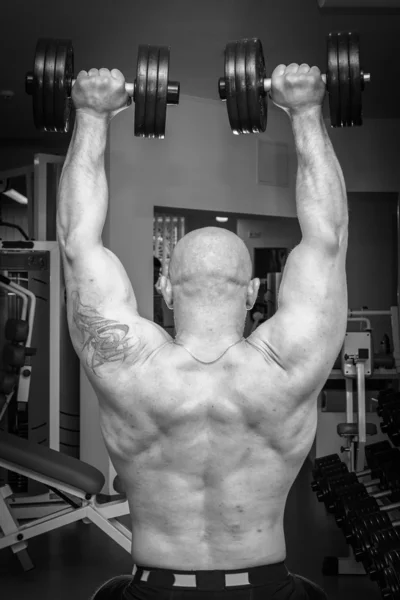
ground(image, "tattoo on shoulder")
xmin=70 ymin=291 xmax=140 ymax=376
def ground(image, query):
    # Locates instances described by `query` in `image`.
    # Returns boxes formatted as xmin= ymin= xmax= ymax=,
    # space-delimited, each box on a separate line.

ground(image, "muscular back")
xmin=94 ymin=328 xmax=319 ymax=570
xmin=61 ymin=229 xmax=347 ymax=570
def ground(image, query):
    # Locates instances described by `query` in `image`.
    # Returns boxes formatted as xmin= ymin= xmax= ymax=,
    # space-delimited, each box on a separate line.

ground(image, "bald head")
xmin=169 ymin=227 xmax=252 ymax=304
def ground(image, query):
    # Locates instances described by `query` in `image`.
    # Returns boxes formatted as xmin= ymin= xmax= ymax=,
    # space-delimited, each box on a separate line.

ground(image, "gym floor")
xmin=0 ymin=458 xmax=381 ymax=600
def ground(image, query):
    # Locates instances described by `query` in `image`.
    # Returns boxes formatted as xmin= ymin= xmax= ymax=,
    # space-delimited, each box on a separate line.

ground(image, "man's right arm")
xmin=250 ymin=107 xmax=348 ymax=397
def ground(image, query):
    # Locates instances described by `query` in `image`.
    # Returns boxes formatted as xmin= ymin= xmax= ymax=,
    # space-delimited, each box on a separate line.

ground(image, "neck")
xmin=173 ymin=311 xmax=245 ymax=345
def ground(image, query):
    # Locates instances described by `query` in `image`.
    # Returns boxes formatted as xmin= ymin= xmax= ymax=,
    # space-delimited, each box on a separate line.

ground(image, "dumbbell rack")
xmin=316 ymin=311 xmax=400 ymax=580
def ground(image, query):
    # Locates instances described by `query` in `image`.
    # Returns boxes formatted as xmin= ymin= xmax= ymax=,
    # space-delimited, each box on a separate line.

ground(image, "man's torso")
xmin=94 ymin=326 xmax=318 ymax=570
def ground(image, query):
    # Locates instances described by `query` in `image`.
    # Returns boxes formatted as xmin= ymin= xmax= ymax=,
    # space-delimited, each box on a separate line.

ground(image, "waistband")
xmin=132 ymin=562 xmax=289 ymax=590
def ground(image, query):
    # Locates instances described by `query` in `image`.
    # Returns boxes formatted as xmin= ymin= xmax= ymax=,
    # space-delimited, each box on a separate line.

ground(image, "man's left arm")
xmin=57 ymin=110 xmax=155 ymax=383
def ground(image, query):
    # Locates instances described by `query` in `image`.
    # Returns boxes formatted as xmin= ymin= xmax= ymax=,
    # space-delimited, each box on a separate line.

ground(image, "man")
xmin=57 ymin=62 xmax=348 ymax=599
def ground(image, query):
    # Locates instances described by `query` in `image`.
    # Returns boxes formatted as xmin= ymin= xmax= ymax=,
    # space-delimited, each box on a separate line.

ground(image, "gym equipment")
xmin=218 ymin=31 xmax=371 ymax=135
xmin=312 ymin=442 xmax=397 ymax=491
xmin=25 ymin=39 xmax=180 ymax=138
xmin=0 ymin=371 xmax=18 ymax=395
xmin=335 ymin=485 xmax=400 ymax=528
xmin=5 ymin=318 xmax=29 ymax=343
xmin=376 ymin=391 xmax=400 ymax=417
xmin=327 ymin=477 xmax=400 ymax=515
xmin=3 ymin=344 xmax=26 ymax=368
xmin=350 ymin=513 xmax=400 ymax=562
xmin=0 ymin=430 xmax=131 ymax=570
xmin=316 ymin=461 xmax=400 ymax=506
xmin=379 ymin=559 xmax=400 ymax=599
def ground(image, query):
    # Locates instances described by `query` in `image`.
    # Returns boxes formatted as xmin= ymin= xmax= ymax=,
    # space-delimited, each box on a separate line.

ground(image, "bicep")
xmin=250 ymin=235 xmax=348 ymax=392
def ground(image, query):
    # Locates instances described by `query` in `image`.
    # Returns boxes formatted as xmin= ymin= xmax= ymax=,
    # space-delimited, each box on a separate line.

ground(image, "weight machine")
xmin=0 ymin=156 xmax=80 ymax=520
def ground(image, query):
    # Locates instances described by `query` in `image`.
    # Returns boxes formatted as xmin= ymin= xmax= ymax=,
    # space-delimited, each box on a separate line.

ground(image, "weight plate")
xmin=43 ymin=40 xmax=57 ymax=131
xmin=338 ymin=33 xmax=351 ymax=127
xmin=224 ymin=41 xmax=241 ymax=135
xmin=235 ymin=40 xmax=251 ymax=134
xmin=246 ymin=39 xmax=267 ymax=133
xmin=348 ymin=32 xmax=362 ymax=126
xmin=327 ymin=33 xmax=341 ymax=128
xmin=154 ymin=46 xmax=169 ymax=139
xmin=54 ymin=40 xmax=75 ymax=133
xmin=32 ymin=39 xmax=48 ymax=130
xmin=134 ymin=45 xmax=149 ymax=137
xmin=144 ymin=46 xmax=159 ymax=138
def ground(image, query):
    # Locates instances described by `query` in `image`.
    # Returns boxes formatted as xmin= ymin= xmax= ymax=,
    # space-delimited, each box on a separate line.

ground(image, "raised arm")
xmin=250 ymin=63 xmax=348 ymax=397
xmin=57 ymin=69 xmax=162 ymax=387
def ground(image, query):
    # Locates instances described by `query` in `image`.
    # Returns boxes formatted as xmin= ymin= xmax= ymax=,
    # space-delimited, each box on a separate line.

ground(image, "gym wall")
xmin=107 ymin=94 xmax=400 ymax=322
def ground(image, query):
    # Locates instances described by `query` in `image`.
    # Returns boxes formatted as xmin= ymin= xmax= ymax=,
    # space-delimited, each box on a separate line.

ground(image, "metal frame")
xmin=33 ymin=153 xmax=65 ymax=241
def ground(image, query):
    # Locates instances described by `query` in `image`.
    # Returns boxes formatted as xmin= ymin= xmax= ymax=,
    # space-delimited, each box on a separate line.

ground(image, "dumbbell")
xmin=316 ymin=459 xmax=400 ymax=506
xmin=326 ymin=473 xmax=400 ymax=516
xmin=381 ymin=412 xmax=400 ymax=436
xmin=311 ymin=461 xmax=348 ymax=489
xmin=376 ymin=390 xmax=400 ymax=417
xmin=313 ymin=453 xmax=342 ymax=470
xmin=327 ymin=469 xmax=400 ymax=517
xmin=312 ymin=444 xmax=397 ymax=493
xmin=361 ymin=532 xmax=400 ymax=582
xmin=218 ymin=31 xmax=370 ymax=135
xmin=379 ymin=559 xmax=400 ymax=599
xmin=25 ymin=39 xmax=180 ymax=138
xmin=350 ymin=512 xmax=400 ymax=563
xmin=335 ymin=479 xmax=400 ymax=529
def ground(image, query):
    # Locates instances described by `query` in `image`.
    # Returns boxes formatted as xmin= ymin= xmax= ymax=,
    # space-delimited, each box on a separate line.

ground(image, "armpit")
xmin=70 ymin=291 xmax=141 ymax=377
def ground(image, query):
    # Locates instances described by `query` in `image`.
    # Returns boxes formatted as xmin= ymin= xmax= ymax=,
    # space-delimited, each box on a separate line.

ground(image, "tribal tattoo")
xmin=71 ymin=291 xmax=139 ymax=376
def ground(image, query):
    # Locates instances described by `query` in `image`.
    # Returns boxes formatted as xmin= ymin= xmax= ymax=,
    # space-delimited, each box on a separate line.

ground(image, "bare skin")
xmin=57 ymin=64 xmax=348 ymax=570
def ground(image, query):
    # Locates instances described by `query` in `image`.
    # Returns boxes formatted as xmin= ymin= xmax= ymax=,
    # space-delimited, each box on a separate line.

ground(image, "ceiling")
xmin=1 ymin=0 xmax=400 ymax=141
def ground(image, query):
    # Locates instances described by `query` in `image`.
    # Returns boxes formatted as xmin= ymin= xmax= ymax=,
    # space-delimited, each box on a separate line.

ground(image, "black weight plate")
xmin=54 ymin=40 xmax=75 ymax=133
xmin=32 ymin=39 xmax=48 ymax=130
xmin=327 ymin=33 xmax=340 ymax=128
xmin=235 ymin=40 xmax=251 ymax=134
xmin=246 ymin=39 xmax=267 ymax=133
xmin=338 ymin=33 xmax=351 ymax=127
xmin=135 ymin=45 xmax=149 ymax=137
xmin=144 ymin=46 xmax=159 ymax=138
xmin=43 ymin=40 xmax=57 ymax=131
xmin=348 ymin=32 xmax=362 ymax=126
xmin=225 ymin=41 xmax=241 ymax=135
xmin=154 ymin=46 xmax=169 ymax=139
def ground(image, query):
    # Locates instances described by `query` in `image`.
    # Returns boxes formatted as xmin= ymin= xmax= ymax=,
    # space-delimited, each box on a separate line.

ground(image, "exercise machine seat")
xmin=0 ymin=431 xmax=105 ymax=495
xmin=337 ymin=423 xmax=378 ymax=437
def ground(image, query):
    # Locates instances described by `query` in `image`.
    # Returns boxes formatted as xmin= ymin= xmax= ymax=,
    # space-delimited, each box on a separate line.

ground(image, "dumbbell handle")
xmin=25 ymin=73 xmax=180 ymax=106
xmin=69 ymin=78 xmax=180 ymax=106
xmin=261 ymin=72 xmax=371 ymax=94
xmin=219 ymin=72 xmax=371 ymax=100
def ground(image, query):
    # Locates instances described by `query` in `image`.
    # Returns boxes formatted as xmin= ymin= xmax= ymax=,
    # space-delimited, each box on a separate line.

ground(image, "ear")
xmin=160 ymin=276 xmax=173 ymax=310
xmin=246 ymin=278 xmax=261 ymax=310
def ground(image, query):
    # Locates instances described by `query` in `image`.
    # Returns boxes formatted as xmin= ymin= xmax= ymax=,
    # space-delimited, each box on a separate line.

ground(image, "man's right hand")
xmin=270 ymin=63 xmax=326 ymax=117
xmin=72 ymin=68 xmax=130 ymax=122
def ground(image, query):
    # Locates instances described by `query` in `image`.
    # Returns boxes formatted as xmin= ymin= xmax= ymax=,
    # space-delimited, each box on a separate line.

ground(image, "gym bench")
xmin=0 ymin=430 xmax=131 ymax=570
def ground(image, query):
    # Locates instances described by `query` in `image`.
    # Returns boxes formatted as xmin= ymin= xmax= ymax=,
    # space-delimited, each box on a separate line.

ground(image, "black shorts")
xmin=90 ymin=562 xmax=328 ymax=599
